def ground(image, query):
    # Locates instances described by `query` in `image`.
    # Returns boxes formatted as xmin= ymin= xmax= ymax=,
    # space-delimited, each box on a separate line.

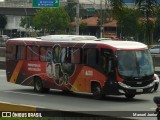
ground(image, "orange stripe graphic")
xmin=10 ymin=61 xmax=24 ymax=83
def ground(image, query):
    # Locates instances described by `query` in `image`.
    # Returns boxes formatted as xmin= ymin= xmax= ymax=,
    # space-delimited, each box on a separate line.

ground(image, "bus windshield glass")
xmin=116 ymin=50 xmax=154 ymax=77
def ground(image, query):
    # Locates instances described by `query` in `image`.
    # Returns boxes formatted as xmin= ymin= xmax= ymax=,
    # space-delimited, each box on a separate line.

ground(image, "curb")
xmin=0 ymin=102 xmax=36 ymax=112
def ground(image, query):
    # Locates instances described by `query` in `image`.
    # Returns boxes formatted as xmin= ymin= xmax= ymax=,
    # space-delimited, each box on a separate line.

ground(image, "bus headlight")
xmin=118 ymin=82 xmax=131 ymax=89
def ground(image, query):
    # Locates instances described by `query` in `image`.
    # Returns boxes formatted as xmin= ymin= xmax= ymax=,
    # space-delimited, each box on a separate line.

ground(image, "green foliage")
xmin=110 ymin=0 xmax=125 ymax=20
xmin=0 ymin=14 xmax=7 ymax=29
xmin=32 ymin=7 xmax=70 ymax=34
xmin=134 ymin=0 xmax=158 ymax=45
xmin=79 ymin=22 xmax=88 ymax=34
xmin=117 ymin=8 xmax=140 ymax=37
xmin=20 ymin=16 xmax=33 ymax=29
xmin=64 ymin=0 xmax=77 ymax=22
xmin=110 ymin=0 xmax=159 ymax=44
xmin=154 ymin=7 xmax=160 ymax=42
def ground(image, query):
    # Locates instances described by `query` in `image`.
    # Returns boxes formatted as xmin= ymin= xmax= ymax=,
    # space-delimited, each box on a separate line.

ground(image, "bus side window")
xmin=83 ymin=48 xmax=99 ymax=66
xmin=27 ymin=46 xmax=39 ymax=61
xmin=27 ymin=46 xmax=32 ymax=61
xmin=101 ymin=49 xmax=113 ymax=73
xmin=32 ymin=46 xmax=39 ymax=61
xmin=61 ymin=47 xmax=71 ymax=63
xmin=52 ymin=45 xmax=61 ymax=63
xmin=71 ymin=48 xmax=81 ymax=64
xmin=16 ymin=46 xmax=26 ymax=60
xmin=6 ymin=45 xmax=16 ymax=60
xmin=40 ymin=47 xmax=46 ymax=61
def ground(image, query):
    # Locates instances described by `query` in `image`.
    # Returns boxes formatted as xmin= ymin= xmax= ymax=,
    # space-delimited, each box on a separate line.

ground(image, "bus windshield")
xmin=116 ymin=50 xmax=154 ymax=77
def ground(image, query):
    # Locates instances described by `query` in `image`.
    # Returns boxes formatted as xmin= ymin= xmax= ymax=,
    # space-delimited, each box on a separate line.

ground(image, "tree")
xmin=64 ymin=0 xmax=77 ymax=22
xmin=154 ymin=6 xmax=160 ymax=42
xmin=134 ymin=0 xmax=158 ymax=45
xmin=117 ymin=8 xmax=140 ymax=39
xmin=79 ymin=22 xmax=88 ymax=35
xmin=110 ymin=0 xmax=125 ymax=20
xmin=110 ymin=0 xmax=140 ymax=39
xmin=0 ymin=14 xmax=7 ymax=35
xmin=32 ymin=7 xmax=70 ymax=35
xmin=20 ymin=16 xmax=33 ymax=29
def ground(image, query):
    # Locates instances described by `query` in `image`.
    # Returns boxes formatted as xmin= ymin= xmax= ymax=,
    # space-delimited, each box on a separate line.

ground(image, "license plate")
xmin=136 ymin=89 xmax=143 ymax=92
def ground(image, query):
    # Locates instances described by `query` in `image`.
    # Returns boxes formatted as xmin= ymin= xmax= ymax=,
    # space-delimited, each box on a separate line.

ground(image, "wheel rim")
xmin=95 ymin=86 xmax=101 ymax=95
xmin=93 ymin=85 xmax=102 ymax=99
xmin=35 ymin=80 xmax=41 ymax=91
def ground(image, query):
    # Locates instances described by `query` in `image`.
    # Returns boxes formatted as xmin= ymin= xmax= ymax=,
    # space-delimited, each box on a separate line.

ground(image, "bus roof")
xmin=40 ymin=35 xmax=97 ymax=41
xmin=101 ymin=40 xmax=147 ymax=49
xmin=7 ymin=35 xmax=147 ymax=50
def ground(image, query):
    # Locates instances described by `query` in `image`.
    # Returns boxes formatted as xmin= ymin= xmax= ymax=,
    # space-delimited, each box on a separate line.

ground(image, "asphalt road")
xmin=0 ymin=69 xmax=159 ymax=120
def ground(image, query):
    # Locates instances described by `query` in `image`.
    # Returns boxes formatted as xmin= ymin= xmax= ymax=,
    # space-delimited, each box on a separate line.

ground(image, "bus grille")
xmin=123 ymin=78 xmax=153 ymax=87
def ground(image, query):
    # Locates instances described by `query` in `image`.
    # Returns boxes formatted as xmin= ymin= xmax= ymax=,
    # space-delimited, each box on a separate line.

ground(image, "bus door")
xmin=101 ymin=49 xmax=116 ymax=94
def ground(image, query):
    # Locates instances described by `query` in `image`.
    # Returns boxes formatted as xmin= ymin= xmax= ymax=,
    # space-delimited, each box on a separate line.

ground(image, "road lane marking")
xmin=3 ymin=90 xmax=45 ymax=97
xmin=0 ymin=70 xmax=6 ymax=72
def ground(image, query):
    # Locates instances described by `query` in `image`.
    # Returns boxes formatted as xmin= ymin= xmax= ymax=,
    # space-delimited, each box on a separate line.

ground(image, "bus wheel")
xmin=34 ymin=78 xmax=43 ymax=93
xmin=92 ymin=83 xmax=104 ymax=100
xmin=125 ymin=94 xmax=135 ymax=99
xmin=34 ymin=78 xmax=50 ymax=93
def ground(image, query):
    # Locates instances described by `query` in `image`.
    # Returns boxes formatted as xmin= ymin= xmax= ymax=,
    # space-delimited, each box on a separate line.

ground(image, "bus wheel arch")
xmin=34 ymin=76 xmax=50 ymax=93
xmin=91 ymin=81 xmax=104 ymax=100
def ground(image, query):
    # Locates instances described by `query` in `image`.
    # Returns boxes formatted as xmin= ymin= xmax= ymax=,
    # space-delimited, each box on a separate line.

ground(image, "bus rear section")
xmin=5 ymin=36 xmax=156 ymax=99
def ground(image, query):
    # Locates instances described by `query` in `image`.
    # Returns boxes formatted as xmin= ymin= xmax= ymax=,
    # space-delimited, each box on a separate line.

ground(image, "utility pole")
xmin=76 ymin=0 xmax=79 ymax=35
xmin=100 ymin=0 xmax=103 ymax=38
xmin=24 ymin=8 xmax=28 ymax=37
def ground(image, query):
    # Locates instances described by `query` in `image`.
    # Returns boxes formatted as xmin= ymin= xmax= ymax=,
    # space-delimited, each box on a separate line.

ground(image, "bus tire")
xmin=125 ymin=94 xmax=135 ymax=99
xmin=34 ymin=78 xmax=43 ymax=93
xmin=92 ymin=83 xmax=104 ymax=100
xmin=34 ymin=78 xmax=50 ymax=93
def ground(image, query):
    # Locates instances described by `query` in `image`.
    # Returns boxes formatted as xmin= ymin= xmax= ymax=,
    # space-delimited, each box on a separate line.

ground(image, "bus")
xmin=6 ymin=35 xmax=155 ymax=99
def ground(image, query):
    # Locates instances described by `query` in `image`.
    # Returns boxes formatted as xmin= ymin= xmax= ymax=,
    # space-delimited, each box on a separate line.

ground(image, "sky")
xmin=0 ymin=0 xmax=4 ymax=2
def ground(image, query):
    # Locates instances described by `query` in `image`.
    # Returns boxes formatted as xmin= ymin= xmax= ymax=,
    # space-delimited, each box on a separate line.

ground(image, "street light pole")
xmin=76 ymin=0 xmax=79 ymax=35
xmin=100 ymin=0 xmax=103 ymax=38
xmin=24 ymin=7 xmax=28 ymax=37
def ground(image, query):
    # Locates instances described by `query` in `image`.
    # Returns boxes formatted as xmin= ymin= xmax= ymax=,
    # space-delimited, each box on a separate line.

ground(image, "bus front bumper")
xmin=117 ymin=81 xmax=155 ymax=94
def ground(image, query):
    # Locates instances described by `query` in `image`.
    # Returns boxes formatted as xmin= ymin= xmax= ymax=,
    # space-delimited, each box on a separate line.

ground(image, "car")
xmin=0 ymin=35 xmax=10 ymax=41
xmin=149 ymin=45 xmax=160 ymax=54
xmin=154 ymin=73 xmax=159 ymax=91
